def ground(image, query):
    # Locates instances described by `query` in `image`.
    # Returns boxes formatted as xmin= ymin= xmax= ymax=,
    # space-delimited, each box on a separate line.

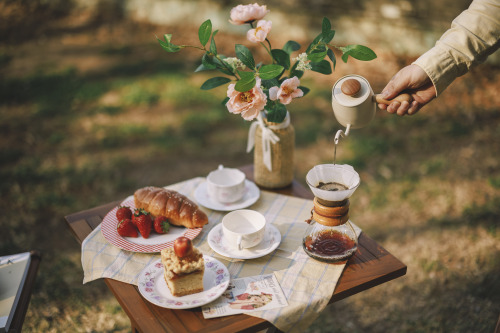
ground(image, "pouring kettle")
xmin=331 ymin=74 xmax=412 ymax=142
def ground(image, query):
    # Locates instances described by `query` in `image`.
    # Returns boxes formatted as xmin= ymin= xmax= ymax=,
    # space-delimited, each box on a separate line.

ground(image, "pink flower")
xmin=226 ymin=77 xmax=267 ymax=121
xmin=269 ymin=76 xmax=304 ymax=105
xmin=229 ymin=3 xmax=269 ymax=25
xmin=246 ymin=20 xmax=272 ymax=43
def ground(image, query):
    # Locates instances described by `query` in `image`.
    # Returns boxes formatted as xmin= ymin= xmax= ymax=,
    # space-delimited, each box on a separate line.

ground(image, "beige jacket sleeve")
xmin=413 ymin=0 xmax=500 ymax=96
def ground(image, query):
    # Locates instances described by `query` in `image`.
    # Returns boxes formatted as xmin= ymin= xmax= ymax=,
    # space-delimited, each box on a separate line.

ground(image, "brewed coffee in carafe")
xmin=303 ymin=164 xmax=360 ymax=262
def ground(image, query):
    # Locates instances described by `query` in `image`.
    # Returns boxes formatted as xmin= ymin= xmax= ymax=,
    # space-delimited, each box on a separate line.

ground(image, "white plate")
xmin=207 ymin=223 xmax=281 ymax=260
xmin=137 ymin=256 xmax=230 ymax=309
xmin=101 ymin=196 xmax=202 ymax=253
xmin=194 ymin=180 xmax=260 ymax=211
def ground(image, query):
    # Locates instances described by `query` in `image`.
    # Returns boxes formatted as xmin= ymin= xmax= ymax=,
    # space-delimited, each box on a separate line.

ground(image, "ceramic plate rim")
xmin=101 ymin=195 xmax=202 ymax=253
xmin=194 ymin=179 xmax=260 ymax=211
xmin=207 ymin=223 xmax=281 ymax=260
xmin=137 ymin=255 xmax=230 ymax=309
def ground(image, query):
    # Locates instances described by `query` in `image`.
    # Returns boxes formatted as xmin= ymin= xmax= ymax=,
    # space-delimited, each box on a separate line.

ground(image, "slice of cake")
xmin=161 ymin=237 xmax=204 ymax=297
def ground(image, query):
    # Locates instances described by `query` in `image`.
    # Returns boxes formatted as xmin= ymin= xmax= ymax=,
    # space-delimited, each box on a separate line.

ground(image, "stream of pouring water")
xmin=334 ymin=142 xmax=337 ymax=165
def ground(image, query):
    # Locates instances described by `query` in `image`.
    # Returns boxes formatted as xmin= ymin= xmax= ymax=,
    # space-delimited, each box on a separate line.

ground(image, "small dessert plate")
xmin=194 ymin=180 xmax=260 ymax=211
xmin=207 ymin=223 xmax=281 ymax=260
xmin=137 ymin=255 xmax=230 ymax=310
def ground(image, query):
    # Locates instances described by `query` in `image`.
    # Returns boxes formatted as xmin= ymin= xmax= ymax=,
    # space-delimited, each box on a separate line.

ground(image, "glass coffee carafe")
xmin=303 ymin=164 xmax=360 ymax=263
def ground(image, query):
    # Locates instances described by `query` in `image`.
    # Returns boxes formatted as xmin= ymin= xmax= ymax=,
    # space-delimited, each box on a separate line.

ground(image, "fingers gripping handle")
xmin=375 ymin=93 xmax=412 ymax=105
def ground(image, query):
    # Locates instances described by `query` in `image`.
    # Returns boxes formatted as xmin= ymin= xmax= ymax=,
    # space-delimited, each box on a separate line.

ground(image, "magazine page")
xmin=202 ymin=273 xmax=288 ymax=319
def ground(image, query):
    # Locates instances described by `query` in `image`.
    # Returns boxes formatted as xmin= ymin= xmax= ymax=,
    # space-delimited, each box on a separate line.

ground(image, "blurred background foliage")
xmin=0 ymin=0 xmax=499 ymax=332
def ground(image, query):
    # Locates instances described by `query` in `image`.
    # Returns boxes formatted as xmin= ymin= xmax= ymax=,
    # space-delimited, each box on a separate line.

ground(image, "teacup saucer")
xmin=207 ymin=223 xmax=281 ymax=260
xmin=194 ymin=180 xmax=260 ymax=211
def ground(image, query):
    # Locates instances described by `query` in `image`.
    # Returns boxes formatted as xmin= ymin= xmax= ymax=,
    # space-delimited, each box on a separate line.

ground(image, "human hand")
xmin=378 ymin=64 xmax=437 ymax=116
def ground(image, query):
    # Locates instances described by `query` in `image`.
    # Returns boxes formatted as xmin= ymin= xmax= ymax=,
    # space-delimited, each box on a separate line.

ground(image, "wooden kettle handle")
xmin=375 ymin=93 xmax=413 ymax=105
xmin=340 ymin=78 xmax=413 ymax=106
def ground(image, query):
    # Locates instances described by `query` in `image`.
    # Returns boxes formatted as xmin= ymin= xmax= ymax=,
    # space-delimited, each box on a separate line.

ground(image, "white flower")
xmin=223 ymin=57 xmax=246 ymax=72
xmin=293 ymin=52 xmax=312 ymax=72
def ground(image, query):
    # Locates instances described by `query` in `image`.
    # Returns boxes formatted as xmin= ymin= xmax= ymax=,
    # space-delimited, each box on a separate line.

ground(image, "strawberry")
xmin=154 ymin=216 xmax=170 ymax=234
xmin=135 ymin=212 xmax=152 ymax=238
xmin=116 ymin=206 xmax=132 ymax=222
xmin=132 ymin=208 xmax=147 ymax=226
xmin=117 ymin=218 xmax=138 ymax=238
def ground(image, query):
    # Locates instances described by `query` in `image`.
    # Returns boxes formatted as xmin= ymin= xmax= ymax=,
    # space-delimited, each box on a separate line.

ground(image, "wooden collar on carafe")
xmin=310 ymin=197 xmax=350 ymax=226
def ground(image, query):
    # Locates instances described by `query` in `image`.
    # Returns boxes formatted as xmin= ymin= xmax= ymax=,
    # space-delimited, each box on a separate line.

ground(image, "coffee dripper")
xmin=331 ymin=74 xmax=412 ymax=144
xmin=303 ymin=164 xmax=360 ymax=263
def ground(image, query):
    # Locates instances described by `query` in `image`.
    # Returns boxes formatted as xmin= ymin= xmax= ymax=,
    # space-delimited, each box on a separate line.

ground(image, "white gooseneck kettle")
xmin=332 ymin=74 xmax=412 ymax=143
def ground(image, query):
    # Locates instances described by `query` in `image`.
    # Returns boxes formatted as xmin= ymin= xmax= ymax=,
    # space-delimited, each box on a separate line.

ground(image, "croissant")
xmin=134 ymin=186 xmax=208 ymax=229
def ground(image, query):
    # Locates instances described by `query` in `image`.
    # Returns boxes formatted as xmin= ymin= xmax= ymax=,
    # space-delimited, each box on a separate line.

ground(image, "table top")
xmin=65 ymin=165 xmax=407 ymax=333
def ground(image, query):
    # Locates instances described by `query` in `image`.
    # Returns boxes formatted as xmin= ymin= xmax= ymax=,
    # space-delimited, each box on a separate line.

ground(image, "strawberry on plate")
xmin=154 ymin=216 xmax=170 ymax=234
xmin=116 ymin=206 xmax=132 ymax=221
xmin=117 ymin=218 xmax=138 ymax=238
xmin=132 ymin=208 xmax=147 ymax=226
xmin=135 ymin=210 xmax=153 ymax=238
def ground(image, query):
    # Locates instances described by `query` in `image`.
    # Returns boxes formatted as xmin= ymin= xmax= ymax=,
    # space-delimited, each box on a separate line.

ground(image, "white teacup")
xmin=222 ymin=209 xmax=266 ymax=250
xmin=207 ymin=165 xmax=246 ymax=203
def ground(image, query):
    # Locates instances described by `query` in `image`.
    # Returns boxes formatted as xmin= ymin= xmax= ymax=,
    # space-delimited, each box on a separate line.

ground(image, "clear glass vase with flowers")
xmin=157 ymin=3 xmax=376 ymax=188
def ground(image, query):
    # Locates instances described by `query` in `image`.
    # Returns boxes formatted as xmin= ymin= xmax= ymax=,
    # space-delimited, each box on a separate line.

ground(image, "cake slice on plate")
xmin=161 ymin=237 xmax=204 ymax=297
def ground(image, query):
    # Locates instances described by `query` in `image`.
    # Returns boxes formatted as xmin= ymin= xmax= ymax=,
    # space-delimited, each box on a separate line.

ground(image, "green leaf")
xmin=261 ymin=78 xmax=280 ymax=90
xmin=299 ymin=86 xmax=310 ymax=96
xmin=271 ymin=49 xmax=290 ymax=70
xmin=321 ymin=17 xmax=331 ymax=36
xmin=310 ymin=60 xmax=332 ymax=74
xmin=211 ymin=56 xmax=234 ymax=76
xmin=164 ymin=34 xmax=173 ymax=43
xmin=340 ymin=45 xmax=377 ymax=62
xmin=327 ymin=49 xmax=336 ymax=70
xmin=210 ymin=30 xmax=218 ymax=55
xmin=235 ymin=44 xmax=255 ymax=69
xmin=217 ymin=67 xmax=235 ymax=76
xmin=194 ymin=64 xmax=207 ymax=72
xmin=306 ymin=33 xmax=323 ymax=54
xmin=198 ymin=20 xmax=212 ymax=47
xmin=200 ymin=77 xmax=231 ymax=90
xmin=341 ymin=52 xmax=349 ymax=63
xmin=156 ymin=35 xmax=181 ymax=52
xmin=322 ymin=30 xmax=335 ymax=44
xmin=265 ymin=102 xmax=287 ymax=123
xmin=235 ymin=71 xmax=256 ymax=92
xmin=201 ymin=53 xmax=216 ymax=69
xmin=238 ymin=70 xmax=255 ymax=80
xmin=259 ymin=64 xmax=284 ymax=80
xmin=289 ymin=62 xmax=304 ymax=79
xmin=221 ymin=97 xmax=230 ymax=105
xmin=283 ymin=40 xmax=301 ymax=54
xmin=307 ymin=44 xmax=328 ymax=63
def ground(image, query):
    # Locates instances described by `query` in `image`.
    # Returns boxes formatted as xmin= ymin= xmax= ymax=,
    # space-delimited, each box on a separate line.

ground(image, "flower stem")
xmin=213 ymin=53 xmax=240 ymax=79
xmin=181 ymin=45 xmax=205 ymax=51
xmin=260 ymin=41 xmax=274 ymax=64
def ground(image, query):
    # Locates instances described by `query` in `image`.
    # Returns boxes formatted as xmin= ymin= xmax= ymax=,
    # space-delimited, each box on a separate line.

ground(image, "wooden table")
xmin=65 ymin=165 xmax=407 ymax=333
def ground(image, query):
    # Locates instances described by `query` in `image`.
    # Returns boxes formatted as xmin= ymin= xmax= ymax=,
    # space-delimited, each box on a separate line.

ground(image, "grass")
xmin=0 ymin=9 xmax=499 ymax=333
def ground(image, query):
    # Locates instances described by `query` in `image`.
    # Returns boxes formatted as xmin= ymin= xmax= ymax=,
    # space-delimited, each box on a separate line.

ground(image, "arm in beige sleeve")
xmin=413 ymin=0 xmax=500 ymax=96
